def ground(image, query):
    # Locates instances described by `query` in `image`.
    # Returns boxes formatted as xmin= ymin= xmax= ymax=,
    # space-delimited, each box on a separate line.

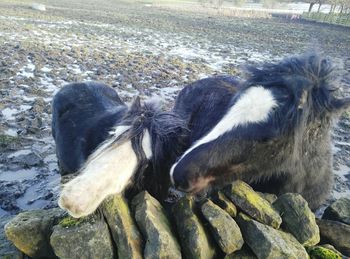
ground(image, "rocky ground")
xmin=0 ymin=0 xmax=349 ymax=220
xmin=3 ymin=181 xmax=350 ymax=258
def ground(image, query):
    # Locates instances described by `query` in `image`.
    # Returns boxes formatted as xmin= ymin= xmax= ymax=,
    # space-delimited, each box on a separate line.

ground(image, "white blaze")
xmin=170 ymin=86 xmax=277 ymax=181
xmin=59 ymin=126 xmax=153 ymax=218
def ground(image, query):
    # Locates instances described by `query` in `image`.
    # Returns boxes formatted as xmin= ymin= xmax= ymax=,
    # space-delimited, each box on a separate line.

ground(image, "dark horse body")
xmin=53 ymin=54 xmax=350 ymax=217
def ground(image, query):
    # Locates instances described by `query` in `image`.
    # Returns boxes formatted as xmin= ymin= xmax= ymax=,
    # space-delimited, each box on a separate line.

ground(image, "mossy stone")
xmin=131 ymin=191 xmax=181 ymax=259
xmin=211 ymin=191 xmax=237 ymax=217
xmin=317 ymin=219 xmax=350 ymax=256
xmin=4 ymin=208 xmax=65 ymax=258
xmin=0 ymin=215 xmax=25 ymax=259
xmin=236 ymin=213 xmax=308 ymax=259
xmin=224 ymin=181 xmax=282 ymax=228
xmin=201 ymin=199 xmax=243 ymax=254
xmin=307 ymin=246 xmax=342 ymax=259
xmin=225 ymin=246 xmax=258 ymax=259
xmin=50 ymin=213 xmax=114 ymax=259
xmin=257 ymin=192 xmax=277 ymax=204
xmin=273 ymin=193 xmax=320 ymax=246
xmin=323 ymin=197 xmax=350 ymax=225
xmin=173 ymin=195 xmax=217 ymax=259
xmin=101 ymin=194 xmax=143 ymax=259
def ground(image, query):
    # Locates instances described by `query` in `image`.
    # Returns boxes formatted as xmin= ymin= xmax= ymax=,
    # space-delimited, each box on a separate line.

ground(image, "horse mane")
xmin=244 ymin=53 xmax=335 ymax=93
xmin=241 ymin=53 xmax=337 ymax=136
xmin=243 ymin=53 xmax=339 ymax=175
xmin=118 ymin=97 xmax=189 ymax=199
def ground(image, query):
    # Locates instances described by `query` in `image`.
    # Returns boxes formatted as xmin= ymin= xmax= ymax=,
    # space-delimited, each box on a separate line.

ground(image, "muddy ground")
xmin=0 ymin=0 xmax=349 ymax=217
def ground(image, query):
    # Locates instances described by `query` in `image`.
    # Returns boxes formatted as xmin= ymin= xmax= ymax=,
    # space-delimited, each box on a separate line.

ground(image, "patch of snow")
xmin=41 ymin=66 xmax=52 ymax=73
xmin=1 ymin=107 xmax=19 ymax=120
xmin=17 ymin=59 xmax=35 ymax=78
xmin=4 ymin=128 xmax=18 ymax=137
xmin=20 ymin=105 xmax=31 ymax=111
xmin=7 ymin=150 xmax=32 ymax=159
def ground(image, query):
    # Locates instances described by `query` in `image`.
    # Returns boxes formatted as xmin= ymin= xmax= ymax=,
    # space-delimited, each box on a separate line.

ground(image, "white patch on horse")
xmin=58 ymin=126 xmax=154 ymax=218
xmin=170 ymin=86 xmax=277 ymax=181
xmin=142 ymin=130 xmax=152 ymax=159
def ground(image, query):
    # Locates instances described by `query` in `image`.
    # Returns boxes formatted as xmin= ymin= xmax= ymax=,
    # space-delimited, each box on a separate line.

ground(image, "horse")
xmin=170 ymin=53 xmax=350 ymax=210
xmin=52 ymin=82 xmax=187 ymax=218
xmin=53 ymin=53 xmax=349 ymax=218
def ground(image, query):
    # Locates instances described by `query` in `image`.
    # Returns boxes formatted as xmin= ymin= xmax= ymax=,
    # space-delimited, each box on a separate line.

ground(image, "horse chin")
xmin=179 ymin=175 xmax=215 ymax=194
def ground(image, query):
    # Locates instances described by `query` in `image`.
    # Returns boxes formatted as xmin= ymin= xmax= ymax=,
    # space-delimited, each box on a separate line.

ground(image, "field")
xmin=0 ymin=0 xmax=349 ymax=217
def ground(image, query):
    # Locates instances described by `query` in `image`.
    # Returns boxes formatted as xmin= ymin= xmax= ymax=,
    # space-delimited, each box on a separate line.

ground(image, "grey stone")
xmin=131 ymin=191 xmax=181 ymax=259
xmin=322 ymin=197 xmax=350 ymax=225
xmin=173 ymin=195 xmax=217 ymax=259
xmin=225 ymin=246 xmax=257 ymax=259
xmin=317 ymin=219 xmax=350 ymax=256
xmin=4 ymin=208 xmax=65 ymax=258
xmin=101 ymin=194 xmax=143 ymax=259
xmin=236 ymin=213 xmax=309 ymax=259
xmin=201 ymin=200 xmax=244 ymax=254
xmin=50 ymin=213 xmax=115 ymax=259
xmin=273 ymin=193 xmax=320 ymax=246
xmin=224 ymin=181 xmax=282 ymax=228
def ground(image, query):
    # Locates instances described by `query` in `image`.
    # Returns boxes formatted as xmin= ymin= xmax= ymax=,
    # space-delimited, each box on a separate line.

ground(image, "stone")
xmin=322 ymin=197 xmax=350 ymax=225
xmin=173 ymin=195 xmax=217 ymax=259
xmin=257 ymin=192 xmax=277 ymax=204
xmin=225 ymin=246 xmax=257 ymax=259
xmin=236 ymin=213 xmax=308 ymax=259
xmin=273 ymin=193 xmax=320 ymax=246
xmin=50 ymin=214 xmax=115 ymax=259
xmin=320 ymin=244 xmax=343 ymax=255
xmin=101 ymin=195 xmax=143 ymax=259
xmin=211 ymin=191 xmax=237 ymax=217
xmin=201 ymin=200 xmax=244 ymax=254
xmin=224 ymin=181 xmax=282 ymax=228
xmin=317 ymin=219 xmax=350 ymax=256
xmin=131 ymin=191 xmax=181 ymax=259
xmin=0 ymin=216 xmax=24 ymax=259
xmin=306 ymin=246 xmax=343 ymax=259
xmin=4 ymin=208 xmax=65 ymax=258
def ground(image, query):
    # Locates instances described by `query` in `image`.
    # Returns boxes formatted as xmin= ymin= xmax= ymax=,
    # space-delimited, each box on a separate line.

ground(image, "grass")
xmin=0 ymin=135 xmax=19 ymax=148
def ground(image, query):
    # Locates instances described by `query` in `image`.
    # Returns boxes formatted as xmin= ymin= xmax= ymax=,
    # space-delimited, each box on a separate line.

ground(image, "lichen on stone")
xmin=307 ymin=246 xmax=342 ymax=259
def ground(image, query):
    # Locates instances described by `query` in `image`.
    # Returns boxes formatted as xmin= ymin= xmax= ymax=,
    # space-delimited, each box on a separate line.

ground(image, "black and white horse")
xmin=53 ymin=53 xmax=349 ymax=217
xmin=53 ymin=82 xmax=187 ymax=217
xmin=170 ymin=54 xmax=350 ymax=210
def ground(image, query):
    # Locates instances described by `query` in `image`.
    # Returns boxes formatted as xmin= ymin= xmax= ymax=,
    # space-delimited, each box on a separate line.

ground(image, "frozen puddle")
xmin=0 ymin=168 xmax=37 ymax=182
xmin=17 ymin=173 xmax=60 ymax=211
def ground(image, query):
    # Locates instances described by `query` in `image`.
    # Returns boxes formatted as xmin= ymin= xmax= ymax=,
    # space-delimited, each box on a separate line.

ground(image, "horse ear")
xmin=330 ymin=97 xmax=350 ymax=114
xmin=130 ymin=96 xmax=141 ymax=112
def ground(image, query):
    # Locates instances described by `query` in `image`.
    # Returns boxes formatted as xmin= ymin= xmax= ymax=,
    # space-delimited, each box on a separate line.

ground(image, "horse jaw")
xmin=58 ymin=128 xmax=152 ymax=218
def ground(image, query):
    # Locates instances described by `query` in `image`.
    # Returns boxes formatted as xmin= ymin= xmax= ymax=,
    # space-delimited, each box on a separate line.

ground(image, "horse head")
xmin=170 ymin=53 xmax=350 ymax=196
